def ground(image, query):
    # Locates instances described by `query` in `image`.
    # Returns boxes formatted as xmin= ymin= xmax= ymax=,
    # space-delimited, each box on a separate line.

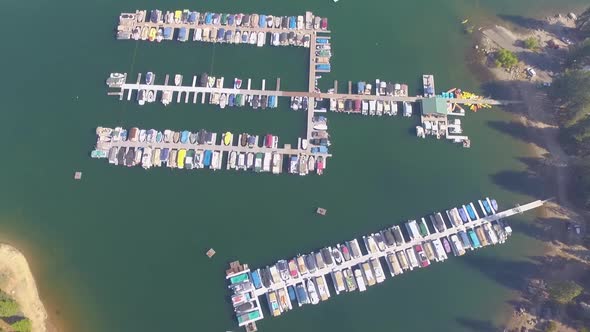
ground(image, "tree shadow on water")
xmin=461 ymin=254 xmax=541 ymax=291
xmin=456 ymin=317 xmax=499 ymax=332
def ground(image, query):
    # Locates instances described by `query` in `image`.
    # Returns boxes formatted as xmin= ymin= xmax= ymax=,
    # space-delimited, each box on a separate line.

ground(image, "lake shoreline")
xmin=467 ymin=8 xmax=588 ymax=331
xmin=0 ymin=243 xmax=56 ymax=332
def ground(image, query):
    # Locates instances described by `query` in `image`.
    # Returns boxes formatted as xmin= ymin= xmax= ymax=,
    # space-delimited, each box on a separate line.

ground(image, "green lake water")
xmin=0 ymin=0 xmax=587 ymax=331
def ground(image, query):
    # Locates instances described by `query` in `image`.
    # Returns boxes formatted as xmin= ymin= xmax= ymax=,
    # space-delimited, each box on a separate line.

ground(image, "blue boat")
xmin=180 ymin=131 xmax=190 ymax=143
xmin=121 ymin=129 xmax=128 ymax=141
xmin=267 ymin=95 xmax=272 ymax=108
xmin=491 ymin=199 xmax=498 ymax=211
xmin=160 ymin=148 xmax=169 ymax=162
xmin=287 ymin=286 xmax=296 ymax=301
xmin=227 ymin=14 xmax=235 ymax=26
xmin=155 ymin=131 xmax=162 ymax=142
xmin=311 ymin=146 xmax=328 ymax=153
xmin=217 ymin=28 xmax=225 ymax=42
xmin=468 ymin=230 xmax=481 ymax=248
xmin=259 ymin=15 xmax=266 ymax=28
xmin=466 ymin=204 xmax=477 ymax=220
xmin=458 ymin=207 xmax=468 ymax=223
xmin=241 ymin=32 xmax=249 ymax=43
xmin=163 ymin=27 xmax=173 ymax=39
xmin=204 ymin=150 xmax=212 ymax=167
xmin=229 ymin=94 xmax=235 ymax=107
xmin=316 ymin=38 xmax=329 ymax=44
xmin=295 ymin=283 xmax=309 ymax=305
xmin=205 ymin=13 xmax=212 ymax=24
xmin=177 ymin=28 xmax=188 ymax=41
xmin=251 ymin=270 xmax=262 ymax=289
xmin=458 ymin=231 xmax=472 ymax=249
xmin=225 ymin=30 xmax=232 ymax=42
xmin=357 ymin=82 xmax=365 ymax=94
xmin=289 ymin=16 xmax=296 ymax=29
xmin=482 ymin=200 xmax=492 ymax=214
xmin=315 ymin=64 xmax=331 ymax=71
xmin=188 ymin=12 xmax=197 ymax=23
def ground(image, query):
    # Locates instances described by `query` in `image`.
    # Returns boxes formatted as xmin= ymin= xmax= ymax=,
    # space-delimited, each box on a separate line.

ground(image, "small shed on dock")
xmin=420 ymin=97 xmax=450 ymax=116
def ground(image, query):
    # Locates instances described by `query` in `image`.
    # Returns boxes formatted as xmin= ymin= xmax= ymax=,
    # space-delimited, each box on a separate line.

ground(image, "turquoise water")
xmin=0 ymin=0 xmax=584 ymax=331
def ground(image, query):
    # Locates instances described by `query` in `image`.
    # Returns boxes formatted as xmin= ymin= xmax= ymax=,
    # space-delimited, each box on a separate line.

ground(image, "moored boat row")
xmin=92 ymin=127 xmax=328 ymax=175
xmin=226 ymin=197 xmax=517 ymax=329
xmin=117 ymin=10 xmax=328 ymax=45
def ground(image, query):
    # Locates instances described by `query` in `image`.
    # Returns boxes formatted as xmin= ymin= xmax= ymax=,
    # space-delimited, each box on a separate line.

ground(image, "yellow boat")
xmin=148 ymin=27 xmax=157 ymax=41
xmin=223 ymin=132 xmax=233 ymax=146
xmin=174 ymin=10 xmax=182 ymax=22
xmin=177 ymin=149 xmax=186 ymax=169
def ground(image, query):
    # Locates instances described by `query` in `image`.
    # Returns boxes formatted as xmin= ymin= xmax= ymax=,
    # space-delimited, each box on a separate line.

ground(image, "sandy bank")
xmin=0 ymin=244 xmax=50 ymax=332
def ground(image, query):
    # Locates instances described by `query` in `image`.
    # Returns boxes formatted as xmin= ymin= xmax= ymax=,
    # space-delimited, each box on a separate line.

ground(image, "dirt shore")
xmin=471 ymin=11 xmax=588 ymax=332
xmin=0 ymin=244 xmax=51 ymax=332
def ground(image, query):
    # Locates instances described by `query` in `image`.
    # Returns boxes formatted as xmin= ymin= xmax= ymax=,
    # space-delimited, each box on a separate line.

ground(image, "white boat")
xmin=246 ymin=152 xmax=254 ymax=169
xmin=219 ymin=93 xmax=227 ymax=109
xmin=195 ymin=28 xmax=202 ymax=41
xmin=300 ymin=139 xmax=308 ymax=150
xmin=368 ymin=100 xmax=376 ymax=115
xmin=141 ymin=147 xmax=152 ymax=169
xmin=313 ymin=123 xmax=328 ymax=131
xmin=137 ymin=90 xmax=146 ymax=106
xmin=370 ymin=258 xmax=386 ymax=283
xmin=249 ymin=31 xmax=257 ymax=44
xmin=228 ymin=151 xmax=237 ymax=170
xmin=257 ymin=32 xmax=265 ymax=47
xmin=263 ymin=152 xmax=272 ymax=172
xmin=234 ymin=78 xmax=242 ymax=89
xmin=271 ymin=152 xmax=281 ymax=174
xmin=237 ymin=153 xmax=246 ymax=170
xmin=146 ymin=90 xmax=155 ymax=103
xmin=211 ymin=151 xmax=221 ymax=170
xmin=174 ymin=74 xmax=182 ymax=86
xmin=403 ymin=102 xmax=413 ymax=117
xmin=315 ymin=277 xmax=329 ymax=301
xmin=307 ymin=155 xmax=315 ymax=172
xmin=354 ymin=269 xmax=366 ymax=292
xmin=307 ymin=279 xmax=320 ymax=305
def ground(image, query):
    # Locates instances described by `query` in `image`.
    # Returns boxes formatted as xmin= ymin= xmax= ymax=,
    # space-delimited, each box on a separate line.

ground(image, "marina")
xmin=226 ymin=198 xmax=548 ymax=331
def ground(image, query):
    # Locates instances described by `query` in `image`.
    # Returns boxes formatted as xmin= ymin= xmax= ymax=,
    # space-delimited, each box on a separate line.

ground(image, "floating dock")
xmin=92 ymin=127 xmax=330 ymax=175
xmin=225 ymin=198 xmax=548 ymax=329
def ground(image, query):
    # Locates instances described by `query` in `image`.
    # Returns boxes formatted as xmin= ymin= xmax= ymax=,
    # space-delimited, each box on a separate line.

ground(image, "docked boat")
xmin=396 ymin=250 xmax=410 ymax=271
xmin=228 ymin=151 xmax=237 ymax=170
xmin=246 ymin=152 xmax=254 ymax=169
xmin=288 ymin=259 xmax=299 ymax=279
xmin=249 ymin=31 xmax=257 ymax=44
xmin=354 ymin=269 xmax=367 ymax=292
xmin=267 ymin=291 xmax=281 ymax=317
xmin=361 ymin=262 xmax=376 ymax=286
xmin=223 ymin=132 xmax=233 ymax=146
xmin=450 ymin=234 xmax=466 ymax=256
xmin=277 ymin=288 xmax=291 ymax=312
xmin=331 ymin=247 xmax=343 ymax=265
xmin=145 ymin=72 xmax=154 ymax=85
xmin=307 ymin=279 xmax=320 ymax=305
xmin=237 ymin=153 xmax=246 ymax=170
xmin=277 ymin=260 xmax=290 ymax=281
xmin=458 ymin=207 xmax=469 ymax=223
xmin=403 ymin=101 xmax=413 ymax=117
xmin=254 ymin=153 xmax=263 ymax=172
xmin=321 ymin=248 xmax=334 ymax=267
xmin=338 ymin=244 xmax=350 ymax=261
xmin=442 ymin=237 xmax=452 ymax=253
xmin=234 ymin=78 xmax=242 ymax=89
xmin=315 ymin=277 xmax=329 ymax=301
xmin=343 ymin=269 xmax=357 ymax=292
xmin=174 ymin=74 xmax=182 ymax=86
xmin=219 ymin=93 xmax=227 ymax=109
xmin=296 ymin=256 xmax=308 ymax=275
xmin=257 ymin=32 xmax=265 ymax=47
xmin=405 ymin=248 xmax=419 ymax=269
xmin=289 ymin=156 xmax=298 ymax=174
xmin=371 ymin=258 xmax=386 ymax=283
xmin=314 ymin=252 xmax=325 ymax=270
xmin=373 ymin=233 xmax=387 ymax=251
xmin=137 ymin=89 xmax=146 ymax=106
xmin=387 ymin=253 xmax=403 ymax=276
xmin=331 ymin=270 xmax=346 ymax=294
xmin=300 ymin=139 xmax=308 ymax=150
xmin=271 ymin=152 xmax=281 ymax=174
xmin=307 ymin=155 xmax=315 ymax=172
xmin=211 ymin=151 xmax=221 ymax=170
xmin=295 ymin=283 xmax=309 ymax=307
xmin=414 ymin=244 xmax=430 ymax=267
xmin=305 ymin=253 xmax=317 ymax=273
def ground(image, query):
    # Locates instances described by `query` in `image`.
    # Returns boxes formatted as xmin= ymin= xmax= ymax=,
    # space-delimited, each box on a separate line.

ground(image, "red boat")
xmin=265 ymin=134 xmax=273 ymax=148
xmin=414 ymin=244 xmax=430 ymax=268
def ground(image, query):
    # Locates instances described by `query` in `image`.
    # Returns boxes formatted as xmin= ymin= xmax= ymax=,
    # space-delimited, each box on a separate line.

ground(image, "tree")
xmin=495 ymin=49 xmax=519 ymax=68
xmin=0 ymin=299 xmax=20 ymax=317
xmin=550 ymin=70 xmax=590 ymax=127
xmin=10 ymin=318 xmax=31 ymax=332
xmin=548 ymin=281 xmax=583 ymax=304
xmin=545 ymin=321 xmax=557 ymax=332
xmin=524 ymin=37 xmax=540 ymax=50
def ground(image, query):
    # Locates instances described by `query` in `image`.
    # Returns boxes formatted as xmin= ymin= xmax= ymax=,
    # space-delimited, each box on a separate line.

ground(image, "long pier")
xmin=226 ymin=198 xmax=547 ymax=330
xmin=110 ymin=77 xmax=508 ymax=106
